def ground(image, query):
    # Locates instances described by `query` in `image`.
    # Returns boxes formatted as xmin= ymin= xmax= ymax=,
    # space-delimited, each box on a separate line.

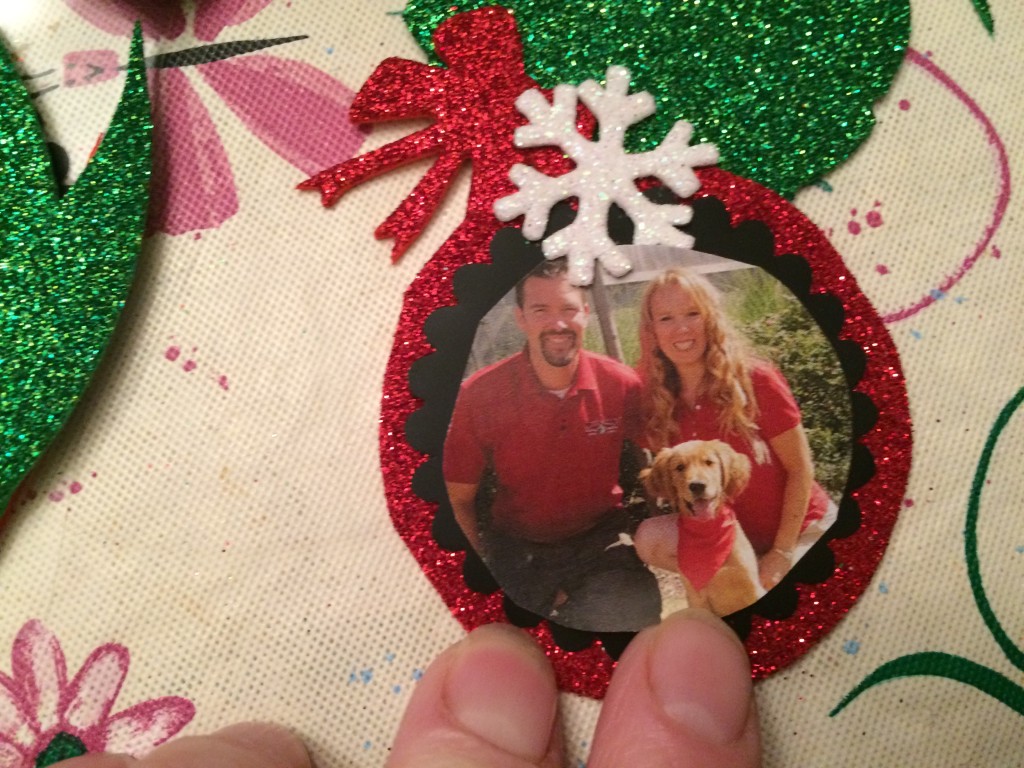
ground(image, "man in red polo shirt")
xmin=444 ymin=259 xmax=661 ymax=632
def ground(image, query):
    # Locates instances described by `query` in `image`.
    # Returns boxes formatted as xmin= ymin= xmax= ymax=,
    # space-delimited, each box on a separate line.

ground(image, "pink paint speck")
xmin=48 ymin=491 xmax=64 ymax=503
xmin=866 ymin=210 xmax=884 ymax=228
xmin=876 ymin=264 xmax=890 ymax=275
xmin=69 ymin=481 xmax=83 ymax=495
xmin=903 ymin=498 xmax=915 ymax=508
xmin=165 ymin=346 xmax=181 ymax=362
xmin=993 ymin=245 xmax=1002 ymax=259
xmin=218 ymin=375 xmax=230 ymax=391
xmin=193 ymin=232 xmax=202 ymax=241
xmin=898 ymin=99 xmax=911 ymax=111
xmin=847 ymin=220 xmax=862 ymax=236
xmin=183 ymin=360 xmax=197 ymax=373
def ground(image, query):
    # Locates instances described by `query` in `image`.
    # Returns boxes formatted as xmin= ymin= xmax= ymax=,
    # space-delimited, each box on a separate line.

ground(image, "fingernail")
xmin=648 ymin=610 xmax=752 ymax=745
xmin=443 ymin=624 xmax=557 ymax=762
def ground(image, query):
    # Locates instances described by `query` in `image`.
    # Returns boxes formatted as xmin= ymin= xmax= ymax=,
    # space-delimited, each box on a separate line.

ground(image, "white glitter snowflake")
xmin=494 ymin=65 xmax=719 ymax=285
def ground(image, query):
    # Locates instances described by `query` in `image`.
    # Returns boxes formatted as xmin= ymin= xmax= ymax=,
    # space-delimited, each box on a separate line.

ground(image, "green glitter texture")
xmin=404 ymin=0 xmax=910 ymax=196
xmin=971 ymin=0 xmax=994 ymax=34
xmin=36 ymin=732 xmax=88 ymax=767
xmin=0 ymin=28 xmax=151 ymax=514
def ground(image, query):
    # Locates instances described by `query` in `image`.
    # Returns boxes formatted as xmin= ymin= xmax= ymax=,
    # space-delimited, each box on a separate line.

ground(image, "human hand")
xmin=387 ymin=609 xmax=760 ymax=767
xmin=56 ymin=610 xmax=759 ymax=768
xmin=758 ymin=548 xmax=793 ymax=590
xmin=57 ymin=722 xmax=310 ymax=768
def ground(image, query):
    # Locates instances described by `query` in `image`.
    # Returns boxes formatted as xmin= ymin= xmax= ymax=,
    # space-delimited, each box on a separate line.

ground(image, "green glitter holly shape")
xmin=0 ymin=28 xmax=151 ymax=514
xmin=404 ymin=0 xmax=910 ymax=197
xmin=832 ymin=387 xmax=1024 ymax=719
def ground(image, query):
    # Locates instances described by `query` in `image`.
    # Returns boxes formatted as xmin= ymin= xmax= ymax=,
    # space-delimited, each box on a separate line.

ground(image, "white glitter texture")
xmin=494 ymin=65 xmax=719 ymax=285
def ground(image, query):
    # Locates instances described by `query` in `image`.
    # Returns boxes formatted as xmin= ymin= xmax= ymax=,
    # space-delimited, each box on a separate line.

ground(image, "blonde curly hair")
xmin=637 ymin=268 xmax=767 ymax=461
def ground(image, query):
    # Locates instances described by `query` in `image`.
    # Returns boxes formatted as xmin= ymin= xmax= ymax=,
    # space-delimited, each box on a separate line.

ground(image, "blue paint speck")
xmin=879 ymin=582 xmax=889 ymax=594
xmin=326 ymin=46 xmax=334 ymax=55
xmin=930 ymin=289 xmax=946 ymax=300
xmin=412 ymin=668 xmax=424 ymax=681
xmin=1015 ymin=545 xmax=1024 ymax=554
xmin=843 ymin=640 xmax=861 ymax=655
xmin=910 ymin=329 xmax=922 ymax=340
xmin=347 ymin=671 xmax=358 ymax=684
xmin=360 ymin=668 xmax=373 ymax=684
xmin=385 ymin=652 xmax=396 ymax=663
xmin=392 ymin=684 xmax=402 ymax=694
xmin=363 ymin=741 xmax=372 ymax=750
xmin=954 ymin=296 xmax=967 ymax=304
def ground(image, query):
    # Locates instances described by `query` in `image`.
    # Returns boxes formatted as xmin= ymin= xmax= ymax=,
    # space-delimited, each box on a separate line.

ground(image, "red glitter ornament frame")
xmin=380 ymin=172 xmax=910 ymax=699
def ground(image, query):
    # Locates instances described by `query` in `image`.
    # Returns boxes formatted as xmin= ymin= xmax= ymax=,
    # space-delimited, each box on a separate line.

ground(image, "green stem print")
xmin=0 ymin=27 xmax=152 ymax=515
xmin=832 ymin=386 xmax=1024 ymax=717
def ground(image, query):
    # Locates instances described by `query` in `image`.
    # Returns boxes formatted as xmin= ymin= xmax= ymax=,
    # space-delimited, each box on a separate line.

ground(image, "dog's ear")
xmin=715 ymin=441 xmax=751 ymax=499
xmin=642 ymin=450 xmax=673 ymax=502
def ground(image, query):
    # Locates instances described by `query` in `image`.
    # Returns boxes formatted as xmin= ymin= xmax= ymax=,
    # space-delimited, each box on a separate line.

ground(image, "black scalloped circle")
xmin=407 ymin=192 xmax=875 ymax=658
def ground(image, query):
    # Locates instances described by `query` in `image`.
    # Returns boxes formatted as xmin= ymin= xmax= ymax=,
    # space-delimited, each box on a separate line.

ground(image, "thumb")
xmin=588 ymin=609 xmax=761 ymax=768
xmin=386 ymin=623 xmax=563 ymax=767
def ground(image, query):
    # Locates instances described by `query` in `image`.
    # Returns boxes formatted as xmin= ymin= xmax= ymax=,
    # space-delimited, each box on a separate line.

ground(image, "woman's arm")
xmin=758 ymin=424 xmax=814 ymax=589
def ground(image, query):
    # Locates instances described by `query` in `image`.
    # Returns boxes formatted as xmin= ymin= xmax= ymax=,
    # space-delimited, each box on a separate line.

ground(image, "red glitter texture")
xmin=298 ymin=7 xmax=590 ymax=262
xmin=376 ymin=12 xmax=911 ymax=699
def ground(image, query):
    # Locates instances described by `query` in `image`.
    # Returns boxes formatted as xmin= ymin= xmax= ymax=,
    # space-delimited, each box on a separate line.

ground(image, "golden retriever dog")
xmin=636 ymin=440 xmax=763 ymax=617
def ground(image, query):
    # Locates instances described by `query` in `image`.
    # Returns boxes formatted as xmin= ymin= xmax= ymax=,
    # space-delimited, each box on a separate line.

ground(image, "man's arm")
xmin=446 ymin=481 xmax=485 ymax=554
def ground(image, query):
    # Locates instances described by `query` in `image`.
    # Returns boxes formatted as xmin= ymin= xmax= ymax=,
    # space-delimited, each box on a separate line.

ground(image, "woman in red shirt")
xmin=633 ymin=268 xmax=830 ymax=590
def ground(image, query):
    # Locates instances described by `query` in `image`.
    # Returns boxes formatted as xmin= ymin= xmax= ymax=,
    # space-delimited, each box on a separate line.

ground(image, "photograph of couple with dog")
xmin=443 ymin=246 xmax=850 ymax=632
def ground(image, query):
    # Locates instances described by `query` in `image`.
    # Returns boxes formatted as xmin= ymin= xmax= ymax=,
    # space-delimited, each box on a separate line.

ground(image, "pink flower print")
xmin=66 ymin=0 xmax=273 ymax=43
xmin=62 ymin=50 xmax=121 ymax=88
xmin=0 ymin=620 xmax=195 ymax=766
xmin=148 ymin=66 xmax=239 ymax=236
xmin=64 ymin=0 xmax=188 ymax=41
xmin=193 ymin=0 xmax=276 ymax=42
xmin=64 ymin=0 xmax=366 ymax=236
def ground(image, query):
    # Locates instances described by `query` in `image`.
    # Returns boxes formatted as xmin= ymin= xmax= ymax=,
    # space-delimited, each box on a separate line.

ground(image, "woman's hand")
xmin=759 ymin=547 xmax=794 ymax=590
xmin=57 ymin=610 xmax=761 ymax=768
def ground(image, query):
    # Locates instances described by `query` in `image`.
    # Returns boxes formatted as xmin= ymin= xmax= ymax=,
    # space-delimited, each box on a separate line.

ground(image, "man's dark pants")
xmin=483 ymin=510 xmax=661 ymax=632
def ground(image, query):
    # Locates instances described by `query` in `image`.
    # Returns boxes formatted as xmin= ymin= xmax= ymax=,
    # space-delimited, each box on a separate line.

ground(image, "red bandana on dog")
xmin=676 ymin=508 xmax=738 ymax=592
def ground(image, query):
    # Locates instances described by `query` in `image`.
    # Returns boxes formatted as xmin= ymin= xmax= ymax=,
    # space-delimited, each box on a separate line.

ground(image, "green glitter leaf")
xmin=971 ymin=0 xmax=995 ymax=35
xmin=403 ymin=0 xmax=911 ymax=197
xmin=1 ymin=27 xmax=151 ymax=514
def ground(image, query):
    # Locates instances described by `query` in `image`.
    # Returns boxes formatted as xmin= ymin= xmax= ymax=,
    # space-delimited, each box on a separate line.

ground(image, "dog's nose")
xmin=688 ymin=482 xmax=706 ymax=497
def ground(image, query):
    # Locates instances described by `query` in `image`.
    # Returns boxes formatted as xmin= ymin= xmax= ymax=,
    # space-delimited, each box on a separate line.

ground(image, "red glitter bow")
xmin=299 ymin=6 xmax=589 ymax=262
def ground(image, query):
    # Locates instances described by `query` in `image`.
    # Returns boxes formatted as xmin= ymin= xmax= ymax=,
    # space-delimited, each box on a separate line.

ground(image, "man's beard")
xmin=539 ymin=330 xmax=579 ymax=367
